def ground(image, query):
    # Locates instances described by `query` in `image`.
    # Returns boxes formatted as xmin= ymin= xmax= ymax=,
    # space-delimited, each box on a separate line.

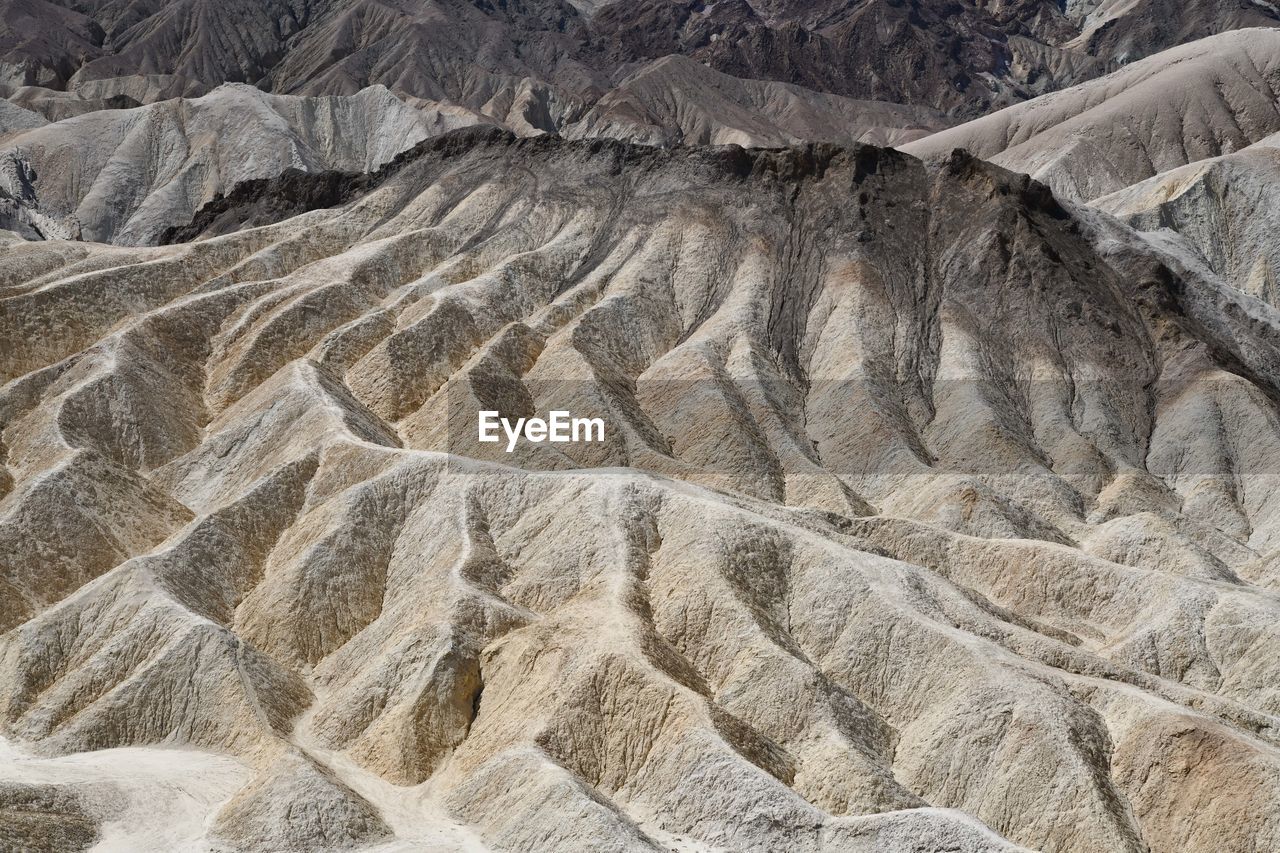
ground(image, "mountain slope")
xmin=1068 ymin=0 xmax=1280 ymax=61
xmin=0 ymin=97 xmax=44 ymax=136
xmin=1092 ymin=134 xmax=1280 ymax=305
xmin=561 ymin=54 xmax=949 ymax=148
xmin=5 ymin=130 xmax=1280 ymax=851
xmin=584 ymin=0 xmax=1280 ymax=116
xmin=902 ymin=28 xmax=1280 ymax=200
xmin=0 ymin=68 xmax=954 ymax=247
xmin=4 ymin=0 xmax=1279 ymax=123
xmin=0 ymin=83 xmax=472 ymax=243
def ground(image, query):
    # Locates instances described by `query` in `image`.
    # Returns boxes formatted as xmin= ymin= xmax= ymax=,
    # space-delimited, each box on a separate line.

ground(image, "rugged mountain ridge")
xmin=902 ymin=28 xmax=1280 ymax=201
xmin=1092 ymin=133 xmax=1280 ymax=306
xmin=0 ymin=70 xmax=949 ymax=247
xmin=10 ymin=19 xmax=1280 ymax=261
xmin=4 ymin=0 xmax=1278 ymax=123
xmin=0 ymin=83 xmax=470 ymax=243
xmin=892 ymin=25 xmax=1280 ymax=335
xmin=5 ymin=128 xmax=1280 ymax=851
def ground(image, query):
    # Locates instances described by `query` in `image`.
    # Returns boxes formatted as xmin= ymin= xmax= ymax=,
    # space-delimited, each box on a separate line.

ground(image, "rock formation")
xmin=5 ymin=127 xmax=1280 ymax=851
xmin=561 ymin=55 xmax=948 ymax=148
xmin=903 ymin=28 xmax=1280 ymax=201
xmin=0 ymin=83 xmax=468 ymax=243
xmin=0 ymin=64 xmax=950 ymax=248
xmin=1093 ymin=133 xmax=1280 ymax=307
xmin=5 ymin=0 xmax=1278 ymax=125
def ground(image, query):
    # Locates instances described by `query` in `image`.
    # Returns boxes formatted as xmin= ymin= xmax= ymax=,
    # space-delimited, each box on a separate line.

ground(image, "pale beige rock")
xmin=208 ymin=749 xmax=392 ymax=852
xmin=562 ymin=55 xmax=950 ymax=148
xmin=3 ymin=129 xmax=1280 ymax=853
xmin=0 ymin=84 xmax=460 ymax=244
xmin=904 ymin=28 xmax=1280 ymax=201
xmin=1092 ymin=136 xmax=1280 ymax=306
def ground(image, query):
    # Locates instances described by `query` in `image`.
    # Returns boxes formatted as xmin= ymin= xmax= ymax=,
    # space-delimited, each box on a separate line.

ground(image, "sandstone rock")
xmin=208 ymin=750 xmax=392 ymax=852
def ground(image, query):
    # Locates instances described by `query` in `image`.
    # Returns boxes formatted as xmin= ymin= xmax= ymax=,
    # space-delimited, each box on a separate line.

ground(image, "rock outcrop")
xmin=5 ymin=129 xmax=1280 ymax=851
xmin=1092 ymin=133 xmax=1280 ymax=306
xmin=4 ymin=0 xmax=1277 ymax=124
xmin=0 ymin=64 xmax=952 ymax=249
xmin=208 ymin=750 xmax=392 ymax=852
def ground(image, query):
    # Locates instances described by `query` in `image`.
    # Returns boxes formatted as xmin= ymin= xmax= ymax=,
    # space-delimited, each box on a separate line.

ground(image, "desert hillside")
xmin=4 ymin=128 xmax=1280 ymax=851
xmin=6 ymin=4 xmax=1280 ymax=851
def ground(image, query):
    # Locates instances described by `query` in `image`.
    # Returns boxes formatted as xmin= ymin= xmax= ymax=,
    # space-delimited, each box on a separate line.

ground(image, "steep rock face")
xmin=0 ymin=83 xmax=467 ymax=244
xmin=5 ymin=130 xmax=1280 ymax=851
xmin=0 ymin=99 xmax=45 ymax=238
xmin=1092 ymin=135 xmax=1280 ymax=306
xmin=903 ymin=28 xmax=1280 ymax=200
xmin=1 ymin=67 xmax=952 ymax=249
xmin=901 ymin=26 xmax=1280 ymax=321
xmin=586 ymin=0 xmax=1278 ymax=115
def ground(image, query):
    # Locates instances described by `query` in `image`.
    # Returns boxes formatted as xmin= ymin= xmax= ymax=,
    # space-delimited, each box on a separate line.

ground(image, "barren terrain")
xmin=4 ymin=128 xmax=1280 ymax=851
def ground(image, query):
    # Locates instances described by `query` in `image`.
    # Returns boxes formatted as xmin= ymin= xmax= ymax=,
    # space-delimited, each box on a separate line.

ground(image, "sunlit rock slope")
xmin=4 ymin=129 xmax=1280 ymax=852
